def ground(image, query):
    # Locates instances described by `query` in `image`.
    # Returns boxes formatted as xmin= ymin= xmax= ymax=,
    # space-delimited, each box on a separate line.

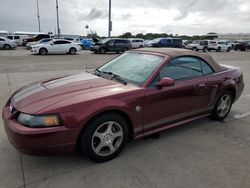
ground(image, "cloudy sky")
xmin=1 ymin=0 xmax=250 ymax=36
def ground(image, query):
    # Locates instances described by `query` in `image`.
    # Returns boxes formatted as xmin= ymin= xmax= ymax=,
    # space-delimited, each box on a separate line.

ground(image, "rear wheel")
xmin=211 ymin=91 xmax=233 ymax=121
xmin=192 ymin=47 xmax=197 ymax=51
xmin=69 ymin=47 xmax=77 ymax=55
xmin=4 ymin=44 xmax=11 ymax=50
xmin=81 ymin=113 xmax=128 ymax=162
xmin=217 ymin=47 xmax=221 ymax=52
xmin=39 ymin=48 xmax=48 ymax=55
xmin=226 ymin=47 xmax=231 ymax=52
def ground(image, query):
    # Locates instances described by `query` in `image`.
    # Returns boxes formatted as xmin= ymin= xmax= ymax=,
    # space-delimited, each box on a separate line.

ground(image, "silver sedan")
xmin=0 ymin=37 xmax=17 ymax=50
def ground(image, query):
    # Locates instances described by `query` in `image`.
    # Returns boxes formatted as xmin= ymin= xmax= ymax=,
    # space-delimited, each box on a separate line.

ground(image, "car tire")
xmin=81 ymin=113 xmax=129 ymax=162
xmin=99 ymin=48 xmax=106 ymax=54
xmin=203 ymin=47 xmax=208 ymax=52
xmin=211 ymin=91 xmax=233 ymax=121
xmin=216 ymin=47 xmax=221 ymax=52
xmin=39 ymin=48 xmax=48 ymax=55
xmin=69 ymin=47 xmax=77 ymax=55
xmin=226 ymin=47 xmax=231 ymax=52
xmin=4 ymin=44 xmax=11 ymax=50
xmin=139 ymin=45 xmax=143 ymax=48
xmin=122 ymin=47 xmax=128 ymax=53
xmin=193 ymin=47 xmax=198 ymax=51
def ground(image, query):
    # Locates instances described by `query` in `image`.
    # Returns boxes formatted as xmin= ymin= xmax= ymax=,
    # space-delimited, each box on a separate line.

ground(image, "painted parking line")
xmin=233 ymin=111 xmax=250 ymax=119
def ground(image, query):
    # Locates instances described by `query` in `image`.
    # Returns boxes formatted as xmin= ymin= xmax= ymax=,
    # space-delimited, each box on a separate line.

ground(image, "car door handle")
xmin=197 ymin=83 xmax=206 ymax=88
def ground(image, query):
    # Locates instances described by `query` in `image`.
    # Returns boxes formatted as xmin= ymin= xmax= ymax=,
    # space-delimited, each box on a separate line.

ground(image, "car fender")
xmin=214 ymin=77 xmax=237 ymax=104
xmin=76 ymin=99 xmax=136 ymax=128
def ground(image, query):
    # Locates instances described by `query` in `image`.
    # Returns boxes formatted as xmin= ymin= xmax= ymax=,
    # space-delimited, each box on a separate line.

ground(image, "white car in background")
xmin=26 ymin=38 xmax=52 ymax=49
xmin=208 ymin=40 xmax=231 ymax=52
xmin=31 ymin=39 xmax=82 ymax=55
xmin=128 ymin=38 xmax=145 ymax=48
xmin=7 ymin=35 xmax=29 ymax=46
xmin=0 ymin=37 xmax=17 ymax=50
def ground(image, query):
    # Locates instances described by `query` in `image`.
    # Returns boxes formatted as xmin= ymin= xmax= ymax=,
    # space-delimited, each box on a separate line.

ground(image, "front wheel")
xmin=39 ymin=48 xmax=48 ymax=55
xmin=203 ymin=47 xmax=208 ymax=52
xmin=99 ymin=47 xmax=106 ymax=54
xmin=226 ymin=47 xmax=231 ymax=52
xmin=69 ymin=47 xmax=77 ymax=55
xmin=216 ymin=47 xmax=221 ymax=52
xmin=81 ymin=113 xmax=129 ymax=162
xmin=122 ymin=47 xmax=128 ymax=53
xmin=4 ymin=44 xmax=11 ymax=50
xmin=211 ymin=91 xmax=233 ymax=121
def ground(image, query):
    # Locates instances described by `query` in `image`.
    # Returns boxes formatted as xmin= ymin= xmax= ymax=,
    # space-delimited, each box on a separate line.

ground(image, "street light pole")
xmin=108 ymin=0 xmax=112 ymax=38
xmin=56 ymin=0 xmax=60 ymax=37
xmin=36 ymin=0 xmax=41 ymax=32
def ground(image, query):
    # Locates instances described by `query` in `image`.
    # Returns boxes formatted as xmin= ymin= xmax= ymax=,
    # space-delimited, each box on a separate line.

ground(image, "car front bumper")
xmin=2 ymin=103 xmax=79 ymax=156
xmin=31 ymin=48 xmax=40 ymax=54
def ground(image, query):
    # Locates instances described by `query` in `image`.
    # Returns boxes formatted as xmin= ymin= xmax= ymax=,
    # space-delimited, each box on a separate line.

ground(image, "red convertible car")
xmin=2 ymin=48 xmax=244 ymax=162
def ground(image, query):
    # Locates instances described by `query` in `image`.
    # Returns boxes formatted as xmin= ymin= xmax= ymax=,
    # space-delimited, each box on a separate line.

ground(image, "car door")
xmin=50 ymin=40 xmax=63 ymax=53
xmin=143 ymin=56 xmax=215 ymax=132
xmin=106 ymin=40 xmax=115 ymax=52
xmin=52 ymin=40 xmax=70 ymax=53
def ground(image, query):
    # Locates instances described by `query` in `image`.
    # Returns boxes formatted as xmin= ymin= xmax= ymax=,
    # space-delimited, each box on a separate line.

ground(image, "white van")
xmin=128 ymin=38 xmax=145 ymax=48
xmin=7 ymin=35 xmax=29 ymax=45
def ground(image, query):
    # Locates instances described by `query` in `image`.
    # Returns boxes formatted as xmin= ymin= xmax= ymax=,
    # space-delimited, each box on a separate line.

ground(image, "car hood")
xmin=11 ymin=73 xmax=138 ymax=114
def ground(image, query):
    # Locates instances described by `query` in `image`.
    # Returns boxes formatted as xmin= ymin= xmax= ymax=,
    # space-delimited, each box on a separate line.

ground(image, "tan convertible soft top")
xmin=134 ymin=48 xmax=226 ymax=72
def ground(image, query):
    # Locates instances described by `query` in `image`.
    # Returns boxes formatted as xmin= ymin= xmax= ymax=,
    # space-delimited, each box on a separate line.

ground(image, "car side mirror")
xmin=156 ymin=77 xmax=175 ymax=89
xmin=50 ymin=43 xmax=54 ymax=46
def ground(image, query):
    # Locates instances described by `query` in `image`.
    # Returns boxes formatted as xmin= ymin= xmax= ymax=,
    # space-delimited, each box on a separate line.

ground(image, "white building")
xmin=203 ymin=33 xmax=250 ymax=41
xmin=0 ymin=30 xmax=8 ymax=37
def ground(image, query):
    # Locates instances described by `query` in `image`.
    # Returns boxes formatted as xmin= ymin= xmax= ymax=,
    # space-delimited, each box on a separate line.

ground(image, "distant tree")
xmin=120 ymin=32 xmax=133 ymax=38
xmin=135 ymin=33 xmax=144 ymax=38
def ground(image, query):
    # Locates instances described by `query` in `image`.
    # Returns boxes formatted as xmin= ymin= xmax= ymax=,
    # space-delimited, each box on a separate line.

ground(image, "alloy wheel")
xmin=91 ymin=121 xmax=123 ymax=157
xmin=217 ymin=94 xmax=232 ymax=118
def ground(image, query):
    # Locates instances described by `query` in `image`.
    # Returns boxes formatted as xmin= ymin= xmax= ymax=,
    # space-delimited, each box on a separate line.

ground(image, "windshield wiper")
xmin=95 ymin=69 xmax=127 ymax=85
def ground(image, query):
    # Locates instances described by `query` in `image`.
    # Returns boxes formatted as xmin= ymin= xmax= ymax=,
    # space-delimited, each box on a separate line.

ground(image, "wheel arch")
xmin=225 ymin=87 xmax=236 ymax=102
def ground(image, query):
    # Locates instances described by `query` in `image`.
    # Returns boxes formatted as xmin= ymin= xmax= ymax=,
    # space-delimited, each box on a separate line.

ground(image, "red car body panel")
xmin=2 ymin=49 xmax=244 ymax=155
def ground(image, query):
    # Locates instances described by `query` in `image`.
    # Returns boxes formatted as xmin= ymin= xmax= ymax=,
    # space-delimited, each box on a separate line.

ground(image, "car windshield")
xmin=151 ymin=38 xmax=161 ymax=43
xmin=101 ymin=38 xmax=110 ymax=43
xmin=97 ymin=52 xmax=164 ymax=86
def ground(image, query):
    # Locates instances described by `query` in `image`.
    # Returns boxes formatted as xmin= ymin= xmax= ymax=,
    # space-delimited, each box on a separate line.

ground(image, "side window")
xmin=107 ymin=40 xmax=114 ymax=46
xmin=167 ymin=39 xmax=172 ymax=44
xmin=159 ymin=57 xmax=203 ymax=80
xmin=54 ymin=40 xmax=66 ymax=44
xmin=201 ymin=60 xmax=214 ymax=75
xmin=0 ymin=38 xmax=5 ymax=41
xmin=160 ymin=39 xmax=168 ymax=44
xmin=14 ymin=36 xmax=20 ymax=39
xmin=7 ymin=36 xmax=13 ymax=39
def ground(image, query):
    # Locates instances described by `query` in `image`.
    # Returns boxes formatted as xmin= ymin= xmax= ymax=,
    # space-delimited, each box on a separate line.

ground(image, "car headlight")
xmin=17 ymin=113 xmax=61 ymax=127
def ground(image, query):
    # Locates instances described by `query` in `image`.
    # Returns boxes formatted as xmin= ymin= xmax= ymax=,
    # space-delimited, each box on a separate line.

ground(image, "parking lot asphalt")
xmin=0 ymin=47 xmax=250 ymax=188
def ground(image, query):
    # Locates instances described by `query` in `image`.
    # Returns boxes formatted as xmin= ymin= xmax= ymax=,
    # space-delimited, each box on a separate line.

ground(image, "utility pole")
xmin=36 ymin=0 xmax=41 ymax=32
xmin=56 ymin=0 xmax=61 ymax=37
xmin=108 ymin=0 xmax=112 ymax=38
